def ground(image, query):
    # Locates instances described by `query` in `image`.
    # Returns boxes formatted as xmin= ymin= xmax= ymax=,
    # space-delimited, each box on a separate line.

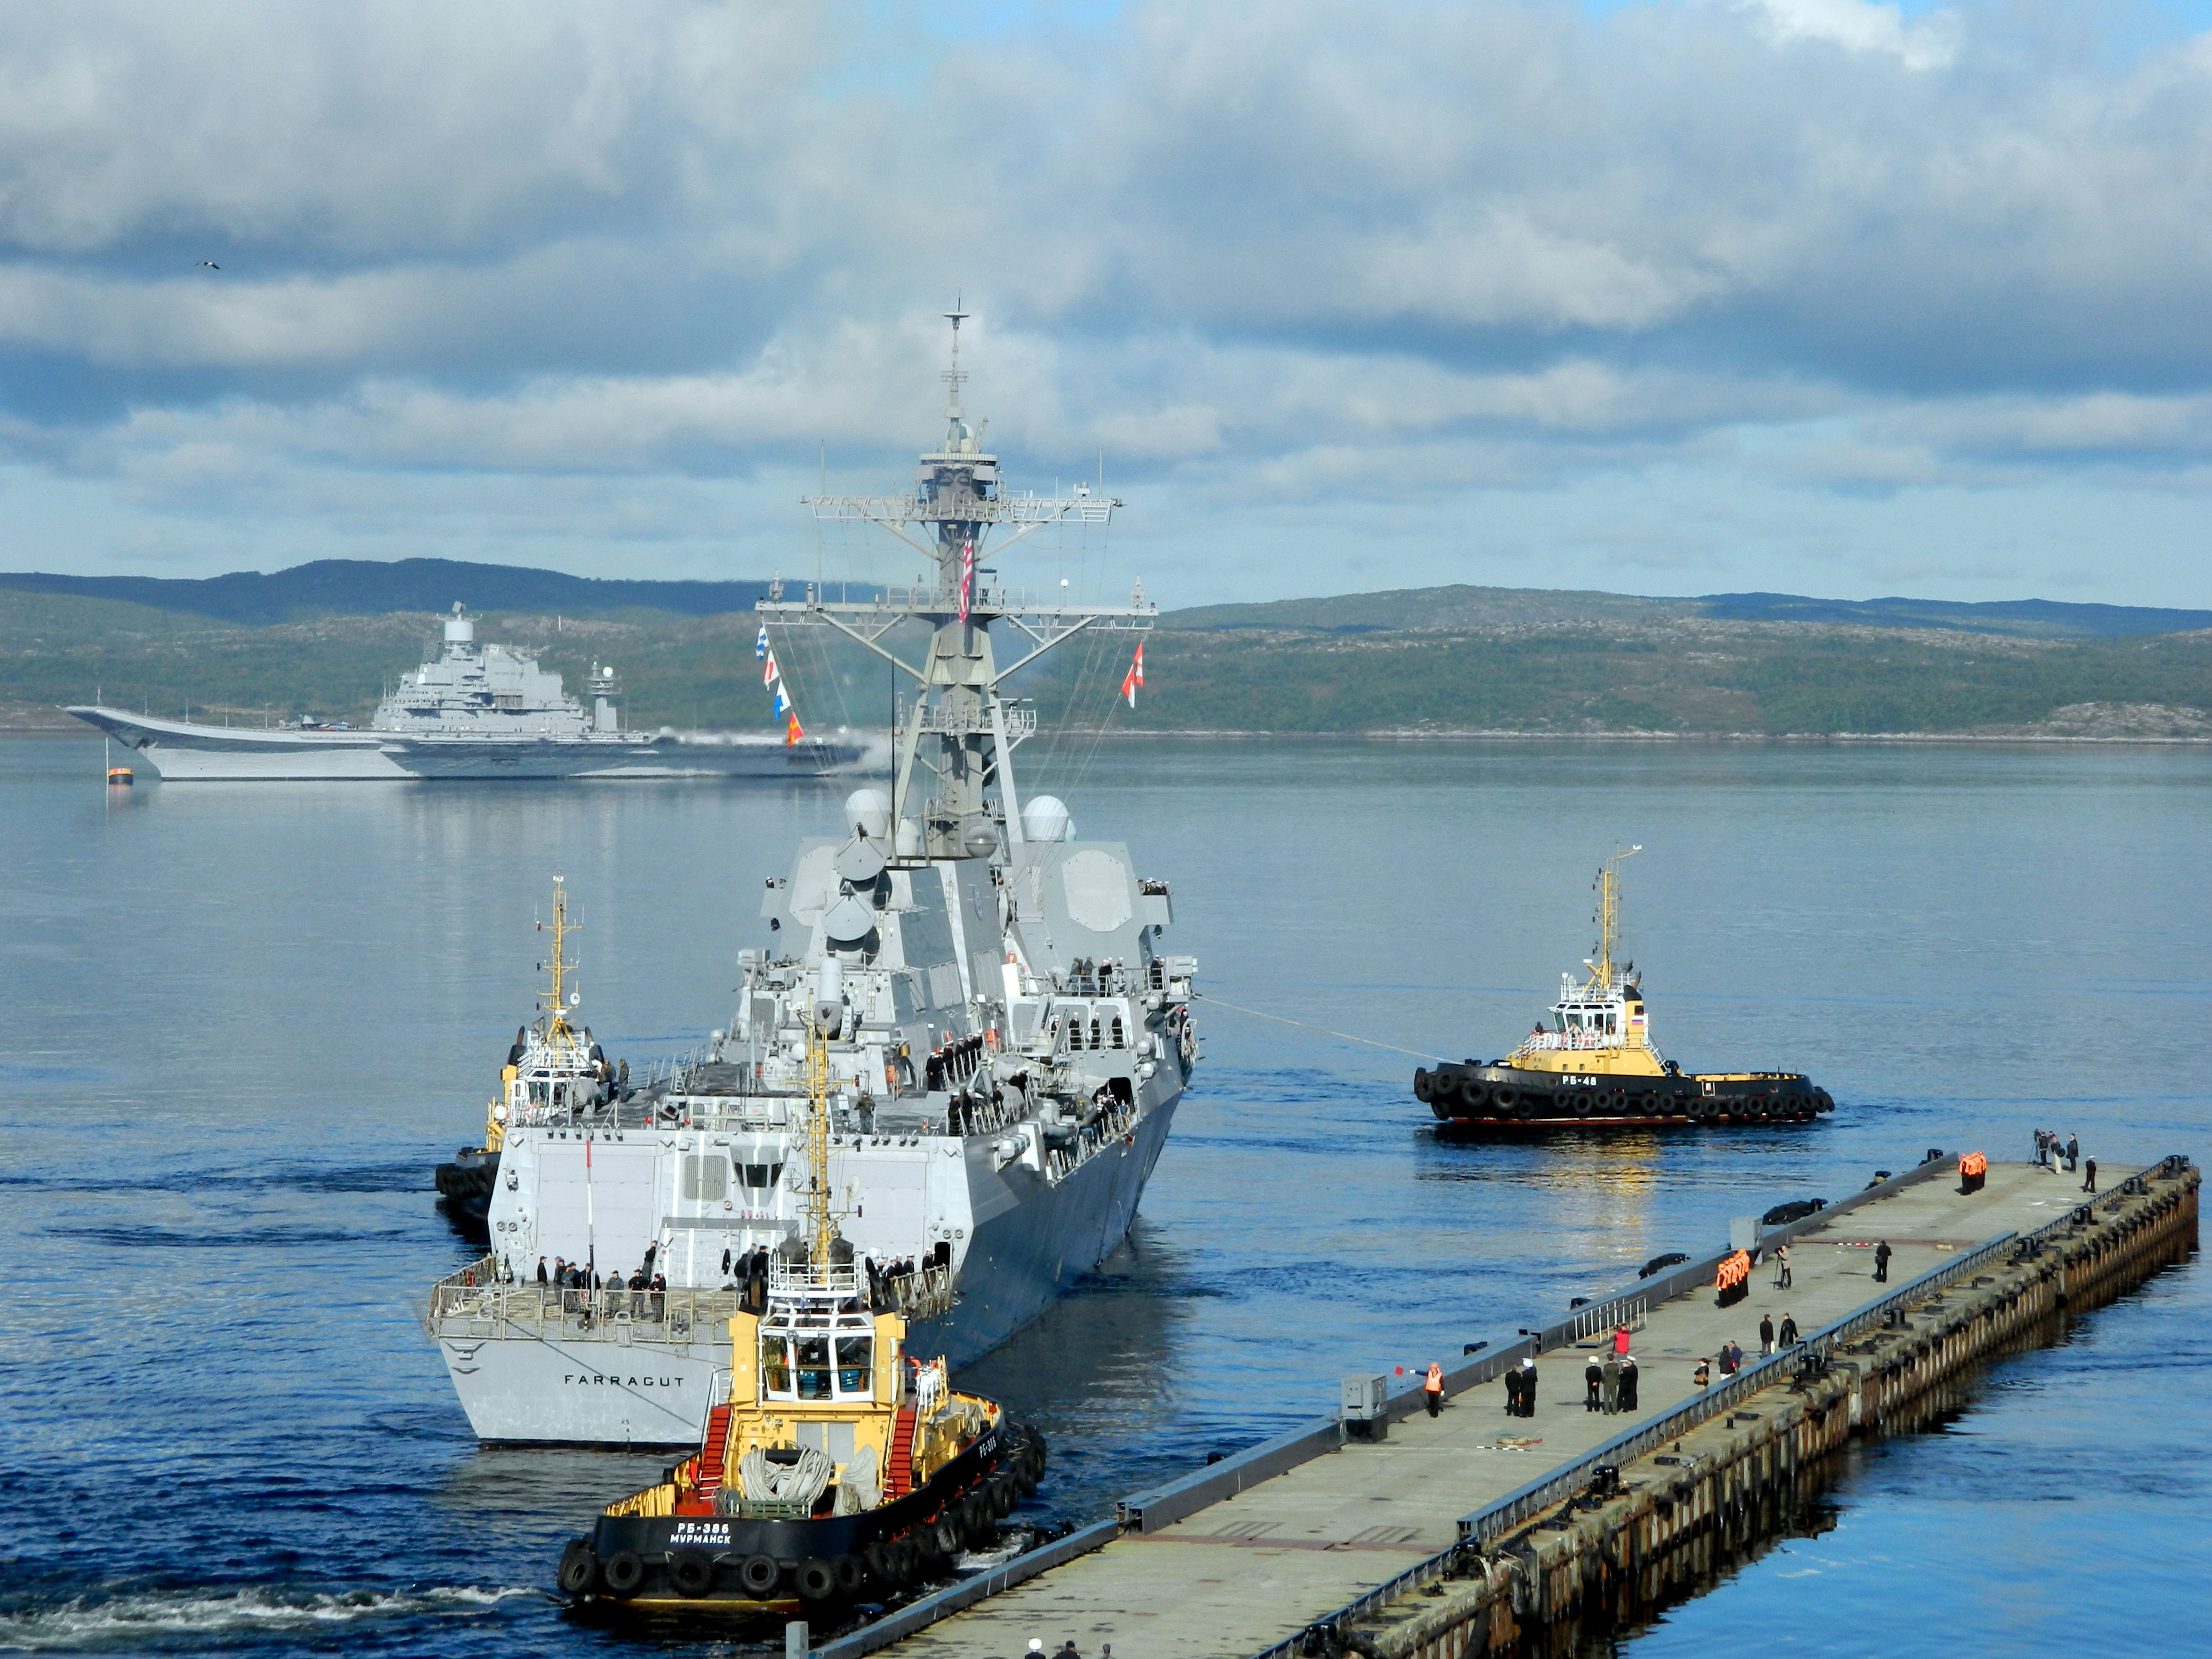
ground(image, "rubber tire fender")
xmin=832 ymin=1554 xmax=866 ymax=1595
xmin=1413 ymin=1068 xmax=1434 ymax=1103
xmin=601 ymin=1550 xmax=646 ymax=1599
xmin=931 ymin=1514 xmax=964 ymax=1556
xmin=1573 ymin=1093 xmax=1594 ymax=1116
xmin=1489 ymin=1086 xmax=1515 ymax=1110
xmin=739 ymin=1553 xmax=781 ymax=1594
xmin=796 ymin=1558 xmax=838 ymax=1601
xmin=988 ymin=1474 xmax=1019 ymax=1517
xmin=669 ymin=1549 xmax=715 ymax=1598
xmin=556 ymin=1540 xmax=598 ymax=1596
xmin=961 ymin=1495 xmax=996 ymax=1547
xmin=1458 ymin=1077 xmax=1489 ymax=1111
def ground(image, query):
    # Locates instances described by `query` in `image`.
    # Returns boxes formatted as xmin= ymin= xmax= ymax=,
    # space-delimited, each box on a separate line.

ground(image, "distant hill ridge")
xmin=0 ymin=558 xmax=770 ymax=625
xmin=1161 ymin=584 xmax=2212 ymax=640
xmin=4 ymin=559 xmax=2207 ymax=642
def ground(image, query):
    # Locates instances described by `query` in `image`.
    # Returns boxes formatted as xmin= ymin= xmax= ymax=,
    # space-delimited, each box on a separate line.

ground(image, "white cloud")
xmin=1741 ymin=0 xmax=1961 ymax=71
xmin=3 ymin=0 xmax=2212 ymax=605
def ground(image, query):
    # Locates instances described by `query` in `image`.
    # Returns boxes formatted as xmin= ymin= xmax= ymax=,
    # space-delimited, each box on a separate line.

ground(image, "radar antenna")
xmin=779 ymin=307 xmax=1147 ymax=860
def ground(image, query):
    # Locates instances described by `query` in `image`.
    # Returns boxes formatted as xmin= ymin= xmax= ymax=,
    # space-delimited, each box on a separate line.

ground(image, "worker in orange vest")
xmin=1423 ymin=1362 xmax=1444 ymax=1418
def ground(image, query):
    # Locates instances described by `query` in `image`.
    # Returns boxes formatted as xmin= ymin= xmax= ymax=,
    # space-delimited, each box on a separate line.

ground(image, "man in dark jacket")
xmin=1778 ymin=1313 xmax=1799 ymax=1347
xmin=2082 ymin=1158 xmax=2098 ymax=1194
xmin=1874 ymin=1241 xmax=1892 ymax=1283
xmin=1585 ymin=1358 xmax=1603 ymax=1412
xmin=1619 ymin=1354 xmax=1639 ymax=1411
xmin=1759 ymin=1314 xmax=1775 ymax=1356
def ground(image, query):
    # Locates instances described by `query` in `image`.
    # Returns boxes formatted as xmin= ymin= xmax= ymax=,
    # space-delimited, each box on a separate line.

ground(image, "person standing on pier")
xmin=1517 ymin=1356 xmax=1538 ymax=1417
xmin=2066 ymin=1134 xmax=2080 ymax=1172
xmin=1601 ymin=1353 xmax=1621 ymax=1414
xmin=1778 ymin=1313 xmax=1798 ymax=1346
xmin=1585 ymin=1357 xmax=1603 ymax=1412
xmin=1619 ymin=1353 xmax=1639 ymax=1411
xmin=1773 ymin=1243 xmax=1792 ymax=1290
xmin=1424 ymin=1362 xmax=1444 ymax=1418
xmin=2082 ymin=1158 xmax=2098 ymax=1194
xmin=1759 ymin=1314 xmax=1775 ymax=1356
xmin=1874 ymin=1240 xmax=1892 ymax=1283
xmin=1694 ymin=1357 xmax=1711 ymax=1388
xmin=1613 ymin=1324 xmax=1631 ymax=1356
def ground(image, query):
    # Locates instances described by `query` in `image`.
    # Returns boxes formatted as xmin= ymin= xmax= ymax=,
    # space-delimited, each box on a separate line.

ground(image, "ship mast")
xmin=537 ymin=877 xmax=579 ymax=1049
xmin=1589 ymin=844 xmax=1640 ymax=990
xmin=768 ymin=308 xmax=1151 ymax=860
xmin=803 ymin=1015 xmax=836 ymax=1267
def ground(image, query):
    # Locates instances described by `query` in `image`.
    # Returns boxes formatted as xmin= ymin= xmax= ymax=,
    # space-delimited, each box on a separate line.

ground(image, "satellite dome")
xmin=1023 ymin=795 xmax=1073 ymax=843
xmin=822 ymin=891 xmax=876 ymax=943
xmin=843 ymin=788 xmax=892 ymax=840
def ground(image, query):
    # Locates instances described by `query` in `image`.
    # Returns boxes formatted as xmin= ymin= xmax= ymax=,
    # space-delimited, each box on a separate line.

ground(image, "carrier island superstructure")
xmin=425 ymin=312 xmax=1198 ymax=1444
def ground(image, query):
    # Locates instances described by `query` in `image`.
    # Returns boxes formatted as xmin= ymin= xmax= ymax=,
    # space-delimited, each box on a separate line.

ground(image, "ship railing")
xmin=768 ymin=1261 xmax=865 ymax=1299
xmin=883 ymin=1262 xmax=956 ymax=1321
xmin=424 ymin=1273 xmax=751 ymax=1345
xmin=1040 ymin=1097 xmax=1140 ymax=1185
xmin=1514 ymin=1031 xmax=1629 ymax=1054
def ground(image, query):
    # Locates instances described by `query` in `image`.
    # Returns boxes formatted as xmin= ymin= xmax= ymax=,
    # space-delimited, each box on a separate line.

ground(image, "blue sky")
xmin=3 ymin=0 xmax=2211 ymax=609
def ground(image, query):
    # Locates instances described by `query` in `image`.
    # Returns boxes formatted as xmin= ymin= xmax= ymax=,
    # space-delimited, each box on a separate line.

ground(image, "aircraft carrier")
xmin=69 ymin=607 xmax=862 ymax=780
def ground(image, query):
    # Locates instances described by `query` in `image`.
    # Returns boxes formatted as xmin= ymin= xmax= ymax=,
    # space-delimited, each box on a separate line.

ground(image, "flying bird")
xmin=198 ymin=261 xmax=220 ymax=270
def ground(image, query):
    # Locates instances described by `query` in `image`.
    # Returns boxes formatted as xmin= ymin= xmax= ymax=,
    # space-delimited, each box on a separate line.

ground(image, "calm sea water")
xmin=0 ymin=736 xmax=2202 ymax=1656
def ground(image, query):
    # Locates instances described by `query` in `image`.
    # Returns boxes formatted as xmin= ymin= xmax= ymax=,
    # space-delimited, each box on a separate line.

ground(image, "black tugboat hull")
xmin=433 ymin=1147 xmax=499 ymax=1233
xmin=562 ymin=1421 xmax=1028 ymax=1614
xmin=1413 ymin=1062 xmax=1833 ymax=1129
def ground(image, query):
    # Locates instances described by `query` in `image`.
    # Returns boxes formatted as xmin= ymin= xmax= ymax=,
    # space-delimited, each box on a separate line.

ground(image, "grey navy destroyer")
xmin=1415 ymin=846 xmax=1833 ymax=1130
xmin=424 ymin=311 xmax=1198 ymax=1445
xmin=69 ymin=607 xmax=861 ymax=780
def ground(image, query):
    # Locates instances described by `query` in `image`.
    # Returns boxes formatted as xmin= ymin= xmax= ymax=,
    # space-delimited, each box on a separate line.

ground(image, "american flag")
xmin=959 ymin=539 xmax=975 ymax=622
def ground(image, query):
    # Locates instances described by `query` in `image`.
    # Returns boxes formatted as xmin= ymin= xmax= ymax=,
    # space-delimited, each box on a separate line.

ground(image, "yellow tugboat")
xmin=1414 ymin=846 xmax=1834 ymax=1129
xmin=554 ymin=1002 xmax=1042 ymax=1614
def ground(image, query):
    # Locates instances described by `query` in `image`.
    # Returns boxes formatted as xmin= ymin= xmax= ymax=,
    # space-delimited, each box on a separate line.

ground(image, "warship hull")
xmin=1416 ymin=1062 xmax=1832 ymax=1129
xmin=69 ymin=708 xmax=858 ymax=780
xmin=434 ymin=1095 xmax=1178 ymax=1445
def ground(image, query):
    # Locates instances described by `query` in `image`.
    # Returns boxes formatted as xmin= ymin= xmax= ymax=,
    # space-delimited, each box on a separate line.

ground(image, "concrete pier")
xmin=821 ymin=1153 xmax=2198 ymax=1659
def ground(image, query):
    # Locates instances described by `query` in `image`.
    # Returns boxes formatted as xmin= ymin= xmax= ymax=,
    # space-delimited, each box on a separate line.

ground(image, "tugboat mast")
xmin=1586 ymin=844 xmax=1640 ymax=992
xmin=773 ymin=308 xmax=1149 ymax=859
xmin=537 ymin=877 xmax=580 ymax=1051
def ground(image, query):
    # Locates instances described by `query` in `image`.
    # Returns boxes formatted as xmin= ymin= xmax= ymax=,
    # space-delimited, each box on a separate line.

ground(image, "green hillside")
xmin=6 ymin=579 xmax=2210 ymax=738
